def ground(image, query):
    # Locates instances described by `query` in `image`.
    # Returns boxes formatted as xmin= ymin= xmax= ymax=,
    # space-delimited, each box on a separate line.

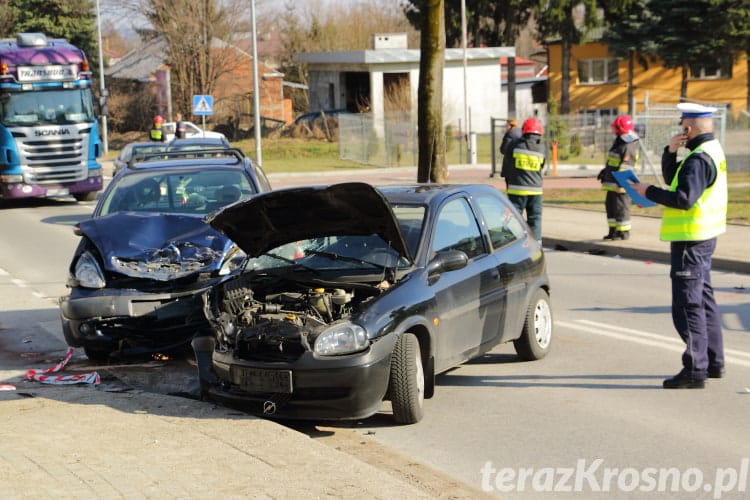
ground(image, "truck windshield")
xmin=0 ymin=88 xmax=95 ymax=126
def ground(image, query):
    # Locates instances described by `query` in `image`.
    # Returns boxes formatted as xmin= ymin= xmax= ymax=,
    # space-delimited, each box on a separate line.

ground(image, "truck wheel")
xmin=388 ymin=333 xmax=424 ymax=424
xmin=74 ymin=192 xmax=98 ymax=202
xmin=513 ymin=288 xmax=553 ymax=361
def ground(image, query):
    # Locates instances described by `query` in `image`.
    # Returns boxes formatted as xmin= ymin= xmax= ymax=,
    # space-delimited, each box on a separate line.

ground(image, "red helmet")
xmin=153 ymin=115 xmax=165 ymax=124
xmin=611 ymin=115 xmax=634 ymax=135
xmin=521 ymin=117 xmax=543 ymax=135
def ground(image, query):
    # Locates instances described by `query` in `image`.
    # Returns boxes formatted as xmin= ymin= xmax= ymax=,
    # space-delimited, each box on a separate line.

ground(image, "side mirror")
xmin=427 ymin=249 xmax=468 ymax=281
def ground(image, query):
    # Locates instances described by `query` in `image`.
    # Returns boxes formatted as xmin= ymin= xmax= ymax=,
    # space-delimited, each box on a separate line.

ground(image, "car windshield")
xmin=98 ymin=168 xmax=255 ymax=216
xmin=250 ymin=235 xmax=411 ymax=273
xmin=248 ymin=204 xmax=425 ymax=273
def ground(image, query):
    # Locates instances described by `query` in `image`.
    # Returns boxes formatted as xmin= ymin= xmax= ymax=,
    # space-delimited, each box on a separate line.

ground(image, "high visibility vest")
xmin=507 ymin=146 xmax=545 ymax=196
xmin=660 ymin=139 xmax=727 ymax=241
xmin=150 ymin=127 xmax=163 ymax=141
xmin=602 ymin=135 xmax=640 ymax=193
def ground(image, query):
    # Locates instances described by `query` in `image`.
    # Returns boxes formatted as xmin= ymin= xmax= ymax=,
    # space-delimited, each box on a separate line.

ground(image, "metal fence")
xmin=338 ymin=112 xmax=419 ymax=168
xmin=339 ymin=106 xmax=738 ymax=176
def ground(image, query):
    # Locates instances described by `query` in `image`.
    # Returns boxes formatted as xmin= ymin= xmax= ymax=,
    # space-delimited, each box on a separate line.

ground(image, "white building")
xmin=294 ymin=37 xmax=517 ymax=135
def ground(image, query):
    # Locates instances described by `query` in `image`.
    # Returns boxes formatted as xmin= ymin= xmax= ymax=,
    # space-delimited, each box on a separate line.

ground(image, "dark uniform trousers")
xmin=670 ymin=238 xmax=723 ymax=378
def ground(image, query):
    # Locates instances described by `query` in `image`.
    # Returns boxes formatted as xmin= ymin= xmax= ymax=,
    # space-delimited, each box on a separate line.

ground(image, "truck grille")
xmin=14 ymin=128 xmax=90 ymax=184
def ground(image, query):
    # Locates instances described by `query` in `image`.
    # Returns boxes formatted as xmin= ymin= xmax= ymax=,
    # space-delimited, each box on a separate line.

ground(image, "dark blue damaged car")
xmin=58 ymin=149 xmax=272 ymax=362
xmin=195 ymin=182 xmax=553 ymax=424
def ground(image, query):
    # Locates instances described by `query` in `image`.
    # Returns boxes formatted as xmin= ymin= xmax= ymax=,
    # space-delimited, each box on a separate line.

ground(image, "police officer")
xmin=505 ymin=117 xmax=546 ymax=242
xmin=174 ymin=112 xmax=187 ymax=139
xmin=150 ymin=115 xmax=165 ymax=142
xmin=630 ymin=103 xmax=727 ymax=389
xmin=598 ymin=115 xmax=640 ymax=240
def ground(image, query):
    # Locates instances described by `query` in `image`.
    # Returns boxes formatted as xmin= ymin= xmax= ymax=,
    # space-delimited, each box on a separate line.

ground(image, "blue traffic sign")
xmin=192 ymin=95 xmax=214 ymax=116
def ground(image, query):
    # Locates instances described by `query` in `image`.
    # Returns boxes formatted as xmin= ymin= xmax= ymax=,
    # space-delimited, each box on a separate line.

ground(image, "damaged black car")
xmin=59 ymin=149 xmax=272 ymax=362
xmin=196 ymin=182 xmax=552 ymax=424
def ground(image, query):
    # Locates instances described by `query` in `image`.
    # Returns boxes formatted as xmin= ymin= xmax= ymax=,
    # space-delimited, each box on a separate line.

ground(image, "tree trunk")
xmin=627 ymin=50 xmax=634 ymax=115
xmin=680 ymin=64 xmax=688 ymax=100
xmin=417 ymin=0 xmax=447 ymax=183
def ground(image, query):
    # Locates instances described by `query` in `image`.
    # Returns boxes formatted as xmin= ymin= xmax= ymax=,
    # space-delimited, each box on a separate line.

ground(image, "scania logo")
xmin=35 ymin=129 xmax=71 ymax=137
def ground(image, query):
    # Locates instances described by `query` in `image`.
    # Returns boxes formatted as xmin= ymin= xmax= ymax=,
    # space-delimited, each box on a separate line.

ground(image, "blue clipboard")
xmin=611 ymin=170 xmax=657 ymax=207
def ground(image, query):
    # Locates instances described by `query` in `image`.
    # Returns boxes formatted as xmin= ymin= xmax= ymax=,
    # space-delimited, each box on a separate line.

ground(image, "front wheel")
xmin=513 ymin=288 xmax=553 ymax=361
xmin=74 ymin=191 xmax=98 ymax=202
xmin=388 ymin=333 xmax=424 ymax=424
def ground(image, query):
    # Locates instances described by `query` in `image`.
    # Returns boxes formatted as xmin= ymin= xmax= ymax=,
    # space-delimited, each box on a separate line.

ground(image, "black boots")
xmin=603 ymin=229 xmax=629 ymax=240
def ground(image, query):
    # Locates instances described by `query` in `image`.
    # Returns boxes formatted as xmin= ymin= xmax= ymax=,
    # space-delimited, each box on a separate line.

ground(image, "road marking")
xmin=558 ymin=319 xmax=750 ymax=368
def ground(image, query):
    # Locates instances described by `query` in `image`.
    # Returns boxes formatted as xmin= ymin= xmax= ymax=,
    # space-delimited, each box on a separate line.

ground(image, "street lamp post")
xmin=250 ymin=0 xmax=262 ymax=165
xmin=95 ymin=0 xmax=108 ymax=154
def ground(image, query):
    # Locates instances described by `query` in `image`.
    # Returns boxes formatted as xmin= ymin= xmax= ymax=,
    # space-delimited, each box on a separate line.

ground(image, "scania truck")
xmin=0 ymin=32 xmax=102 ymax=202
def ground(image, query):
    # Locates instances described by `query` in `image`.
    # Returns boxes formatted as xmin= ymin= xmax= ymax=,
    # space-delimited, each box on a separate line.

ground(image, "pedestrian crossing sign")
xmin=192 ymin=95 xmax=214 ymax=116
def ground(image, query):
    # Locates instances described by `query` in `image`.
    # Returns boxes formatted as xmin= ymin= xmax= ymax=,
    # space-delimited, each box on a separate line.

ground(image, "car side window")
xmin=475 ymin=195 xmax=526 ymax=250
xmin=432 ymin=198 xmax=484 ymax=259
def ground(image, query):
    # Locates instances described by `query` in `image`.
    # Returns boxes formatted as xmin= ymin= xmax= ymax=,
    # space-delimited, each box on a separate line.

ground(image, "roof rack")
xmin=134 ymin=148 xmax=246 ymax=165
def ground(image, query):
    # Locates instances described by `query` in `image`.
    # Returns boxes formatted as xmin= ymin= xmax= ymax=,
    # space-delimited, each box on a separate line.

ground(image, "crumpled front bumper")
xmin=59 ymin=285 xmax=212 ymax=353
xmin=205 ymin=333 xmax=399 ymax=421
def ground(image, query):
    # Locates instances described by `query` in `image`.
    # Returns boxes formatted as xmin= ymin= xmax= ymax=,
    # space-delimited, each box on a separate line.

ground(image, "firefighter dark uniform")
xmin=638 ymin=103 xmax=727 ymax=389
xmin=500 ymin=119 xmax=522 ymax=189
xmin=598 ymin=115 xmax=639 ymax=240
xmin=505 ymin=118 xmax=546 ymax=242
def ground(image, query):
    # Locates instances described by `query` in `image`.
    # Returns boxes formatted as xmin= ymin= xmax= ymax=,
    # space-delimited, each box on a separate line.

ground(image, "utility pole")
xmin=95 ymin=0 xmax=108 ymax=154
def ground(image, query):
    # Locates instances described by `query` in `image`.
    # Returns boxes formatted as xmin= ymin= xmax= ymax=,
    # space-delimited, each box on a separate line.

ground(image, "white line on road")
xmin=558 ymin=319 xmax=750 ymax=368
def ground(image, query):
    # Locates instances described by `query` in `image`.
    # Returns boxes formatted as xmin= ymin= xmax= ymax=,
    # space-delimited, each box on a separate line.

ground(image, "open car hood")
xmin=206 ymin=182 xmax=412 ymax=261
xmin=78 ymin=213 xmax=232 ymax=280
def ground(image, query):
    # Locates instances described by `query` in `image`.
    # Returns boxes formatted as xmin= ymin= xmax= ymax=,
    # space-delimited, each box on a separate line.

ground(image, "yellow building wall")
xmin=547 ymin=42 xmax=748 ymax=117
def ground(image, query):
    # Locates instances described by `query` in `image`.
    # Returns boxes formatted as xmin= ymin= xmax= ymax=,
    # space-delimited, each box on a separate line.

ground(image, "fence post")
xmin=551 ymin=141 xmax=558 ymax=176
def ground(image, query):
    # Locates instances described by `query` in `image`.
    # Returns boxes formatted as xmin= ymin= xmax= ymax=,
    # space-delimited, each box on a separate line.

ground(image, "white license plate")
xmin=46 ymin=188 xmax=69 ymax=197
xmin=232 ymin=367 xmax=293 ymax=393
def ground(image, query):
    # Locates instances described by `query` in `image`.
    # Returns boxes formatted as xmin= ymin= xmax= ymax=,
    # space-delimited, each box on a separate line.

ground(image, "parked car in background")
xmin=292 ymin=109 xmax=350 ymax=129
xmin=59 ymin=149 xmax=272 ymax=362
xmin=163 ymin=121 xmax=226 ymax=142
xmin=112 ymin=141 xmax=168 ymax=176
xmin=167 ymin=136 xmax=232 ymax=152
xmin=196 ymin=182 xmax=553 ymax=424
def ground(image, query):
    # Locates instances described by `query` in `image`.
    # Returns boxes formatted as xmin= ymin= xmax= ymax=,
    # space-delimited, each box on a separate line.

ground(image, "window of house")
xmin=577 ymin=58 xmax=619 ymax=85
xmin=689 ymin=60 xmax=732 ymax=80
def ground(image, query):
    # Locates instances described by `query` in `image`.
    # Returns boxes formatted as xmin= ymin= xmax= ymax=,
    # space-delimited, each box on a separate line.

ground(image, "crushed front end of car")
xmin=59 ymin=212 xmax=246 ymax=362
xmin=198 ymin=270 xmax=400 ymax=420
xmin=196 ymin=182 xmax=415 ymax=420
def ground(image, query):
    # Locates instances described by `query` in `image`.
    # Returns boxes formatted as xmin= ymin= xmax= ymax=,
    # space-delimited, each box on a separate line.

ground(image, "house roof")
xmin=295 ymin=47 xmax=515 ymax=65
xmin=106 ymin=36 xmax=281 ymax=82
xmin=105 ymin=37 xmax=168 ymax=82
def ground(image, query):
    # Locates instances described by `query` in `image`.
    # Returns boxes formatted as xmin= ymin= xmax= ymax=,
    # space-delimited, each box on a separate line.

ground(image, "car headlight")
xmin=219 ymin=247 xmax=247 ymax=275
xmin=314 ymin=322 xmax=368 ymax=356
xmin=74 ymin=251 xmax=106 ymax=289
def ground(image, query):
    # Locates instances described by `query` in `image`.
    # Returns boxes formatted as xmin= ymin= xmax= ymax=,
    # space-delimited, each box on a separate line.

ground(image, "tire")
xmin=388 ymin=333 xmax=425 ymax=424
xmin=513 ymin=288 xmax=553 ymax=361
xmin=74 ymin=191 xmax=98 ymax=202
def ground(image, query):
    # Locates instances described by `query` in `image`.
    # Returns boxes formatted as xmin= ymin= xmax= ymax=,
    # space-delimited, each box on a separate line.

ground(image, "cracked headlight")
xmin=74 ymin=251 xmax=106 ymax=289
xmin=314 ymin=322 xmax=368 ymax=356
xmin=219 ymin=247 xmax=247 ymax=276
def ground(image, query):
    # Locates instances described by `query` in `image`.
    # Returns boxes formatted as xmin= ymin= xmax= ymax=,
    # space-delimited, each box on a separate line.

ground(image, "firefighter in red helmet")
xmin=150 ymin=115 xmax=166 ymax=142
xmin=597 ymin=114 xmax=640 ymax=240
xmin=505 ymin=117 xmax=547 ymax=243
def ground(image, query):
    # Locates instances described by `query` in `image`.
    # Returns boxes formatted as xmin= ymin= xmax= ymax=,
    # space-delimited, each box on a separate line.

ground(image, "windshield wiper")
xmin=304 ymin=249 xmax=388 ymax=270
